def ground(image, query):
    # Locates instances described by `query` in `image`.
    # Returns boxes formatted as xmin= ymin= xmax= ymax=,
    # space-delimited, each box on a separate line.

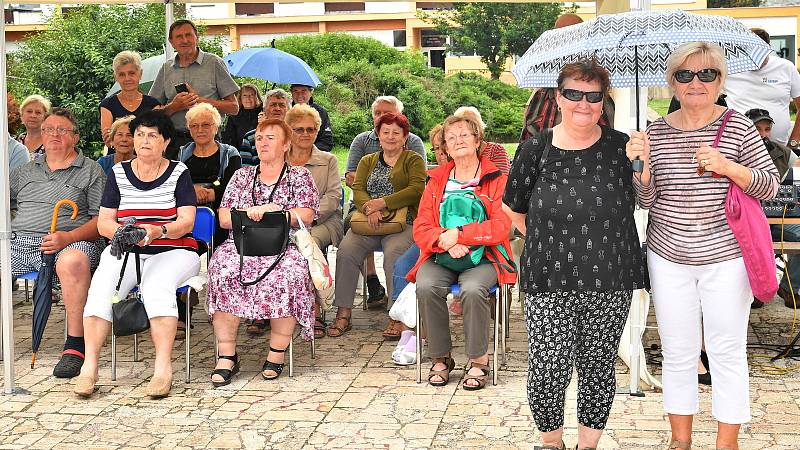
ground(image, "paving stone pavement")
xmin=2 ymin=263 xmax=800 ymax=449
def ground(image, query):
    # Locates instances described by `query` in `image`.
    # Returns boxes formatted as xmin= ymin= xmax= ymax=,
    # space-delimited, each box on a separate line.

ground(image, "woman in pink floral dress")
xmin=207 ymin=118 xmax=319 ymax=386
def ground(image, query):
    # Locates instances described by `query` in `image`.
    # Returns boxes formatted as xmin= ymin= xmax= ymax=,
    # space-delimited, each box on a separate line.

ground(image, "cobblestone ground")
xmin=2 ymin=258 xmax=800 ymax=449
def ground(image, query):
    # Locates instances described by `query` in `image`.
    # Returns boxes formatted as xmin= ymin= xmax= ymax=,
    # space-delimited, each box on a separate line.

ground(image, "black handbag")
xmin=112 ymin=251 xmax=150 ymax=337
xmin=230 ymin=163 xmax=291 ymax=286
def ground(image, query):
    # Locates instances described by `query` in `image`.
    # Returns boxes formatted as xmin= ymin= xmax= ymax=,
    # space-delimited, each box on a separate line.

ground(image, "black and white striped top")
xmin=634 ymin=109 xmax=778 ymax=266
xmin=101 ymin=160 xmax=197 ymax=254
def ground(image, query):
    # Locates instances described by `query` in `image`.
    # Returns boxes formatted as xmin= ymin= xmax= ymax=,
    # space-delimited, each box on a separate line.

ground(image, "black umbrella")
xmin=31 ymin=199 xmax=78 ymax=369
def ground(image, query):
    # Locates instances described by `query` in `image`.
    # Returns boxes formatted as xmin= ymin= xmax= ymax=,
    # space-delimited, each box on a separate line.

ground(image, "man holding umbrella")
xmin=291 ymin=84 xmax=333 ymax=151
xmin=149 ymin=19 xmax=240 ymax=158
xmin=10 ymin=108 xmax=106 ymax=378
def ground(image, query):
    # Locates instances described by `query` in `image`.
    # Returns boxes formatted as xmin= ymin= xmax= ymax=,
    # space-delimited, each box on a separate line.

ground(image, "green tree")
xmin=9 ymin=4 xmax=223 ymax=156
xmin=707 ymin=0 xmax=762 ymax=7
xmin=419 ymin=3 xmax=565 ymax=80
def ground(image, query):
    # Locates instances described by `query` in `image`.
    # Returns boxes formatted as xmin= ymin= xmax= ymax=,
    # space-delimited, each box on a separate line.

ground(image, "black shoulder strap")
xmin=538 ymin=128 xmax=553 ymax=175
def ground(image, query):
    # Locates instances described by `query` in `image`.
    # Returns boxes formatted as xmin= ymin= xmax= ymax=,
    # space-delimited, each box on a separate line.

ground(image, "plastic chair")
xmin=415 ymin=282 xmax=510 ymax=386
xmin=111 ymin=206 xmax=215 ymax=383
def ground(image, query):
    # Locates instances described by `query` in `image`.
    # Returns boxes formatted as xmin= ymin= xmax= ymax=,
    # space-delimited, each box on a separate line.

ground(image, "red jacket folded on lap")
xmin=406 ymin=157 xmax=517 ymax=286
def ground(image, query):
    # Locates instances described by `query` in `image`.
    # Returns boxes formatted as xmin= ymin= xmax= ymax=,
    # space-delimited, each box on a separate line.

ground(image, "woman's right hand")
xmin=367 ymin=210 xmax=382 ymax=229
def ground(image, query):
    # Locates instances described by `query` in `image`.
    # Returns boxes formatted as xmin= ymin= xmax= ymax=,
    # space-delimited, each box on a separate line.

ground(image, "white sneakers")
xmin=392 ymin=330 xmax=424 ymax=366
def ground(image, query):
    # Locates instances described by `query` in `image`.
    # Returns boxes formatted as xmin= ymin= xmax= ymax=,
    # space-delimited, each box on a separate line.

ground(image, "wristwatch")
xmin=160 ymin=225 xmax=168 ymax=239
xmin=790 ymin=139 xmax=800 ymax=149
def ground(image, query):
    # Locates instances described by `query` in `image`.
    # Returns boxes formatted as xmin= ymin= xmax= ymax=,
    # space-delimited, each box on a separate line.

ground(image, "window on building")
xmin=393 ymin=30 xmax=407 ymax=47
xmin=324 ymin=2 xmax=365 ymax=13
xmin=771 ymin=35 xmax=796 ymax=64
xmin=235 ymin=3 xmax=275 ymax=15
xmin=416 ymin=2 xmax=453 ymax=10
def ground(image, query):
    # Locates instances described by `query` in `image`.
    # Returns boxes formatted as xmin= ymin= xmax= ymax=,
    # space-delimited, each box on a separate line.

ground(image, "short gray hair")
xmin=371 ymin=96 xmax=404 ymax=114
xmin=453 ymin=106 xmax=486 ymax=132
xmin=265 ymin=88 xmax=291 ymax=105
xmin=112 ymin=50 xmax=143 ymax=73
xmin=666 ymin=42 xmax=727 ymax=91
xmin=185 ymin=102 xmax=222 ymax=128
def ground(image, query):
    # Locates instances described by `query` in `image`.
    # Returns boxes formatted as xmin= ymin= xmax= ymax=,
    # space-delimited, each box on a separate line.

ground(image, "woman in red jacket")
xmin=406 ymin=114 xmax=515 ymax=391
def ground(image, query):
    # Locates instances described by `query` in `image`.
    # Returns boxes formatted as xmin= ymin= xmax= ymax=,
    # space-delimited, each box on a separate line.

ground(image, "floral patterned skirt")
xmin=207 ymin=239 xmax=314 ymax=340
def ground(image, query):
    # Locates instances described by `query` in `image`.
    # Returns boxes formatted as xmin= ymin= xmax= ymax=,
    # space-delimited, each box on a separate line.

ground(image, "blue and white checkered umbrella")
xmin=512 ymin=9 xmax=772 ymax=89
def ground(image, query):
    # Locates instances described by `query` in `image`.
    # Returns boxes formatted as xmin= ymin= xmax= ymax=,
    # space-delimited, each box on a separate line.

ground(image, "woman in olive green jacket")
xmin=327 ymin=112 xmax=426 ymax=339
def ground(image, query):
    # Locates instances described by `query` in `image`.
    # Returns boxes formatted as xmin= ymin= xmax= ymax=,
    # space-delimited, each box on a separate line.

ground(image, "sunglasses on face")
xmin=673 ymin=68 xmax=720 ymax=84
xmin=292 ymin=127 xmax=316 ymax=135
xmin=560 ymin=88 xmax=604 ymax=103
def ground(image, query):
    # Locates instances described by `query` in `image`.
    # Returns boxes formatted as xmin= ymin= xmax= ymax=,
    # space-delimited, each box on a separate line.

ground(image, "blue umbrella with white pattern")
xmin=512 ymin=9 xmax=772 ymax=89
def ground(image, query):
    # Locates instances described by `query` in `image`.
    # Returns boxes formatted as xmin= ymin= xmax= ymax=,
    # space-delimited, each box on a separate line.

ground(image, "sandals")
xmin=534 ymin=442 xmax=565 ymax=450
xmin=246 ymin=319 xmax=270 ymax=336
xmin=326 ymin=316 xmax=352 ymax=338
xmin=463 ymin=360 xmax=490 ymax=391
xmin=313 ymin=316 xmax=327 ymax=340
xmin=262 ymin=346 xmax=288 ymax=380
xmin=382 ymin=319 xmax=403 ymax=340
xmin=428 ymin=356 xmax=456 ymax=387
xmin=668 ymin=439 xmax=691 ymax=450
xmin=211 ymin=354 xmax=240 ymax=388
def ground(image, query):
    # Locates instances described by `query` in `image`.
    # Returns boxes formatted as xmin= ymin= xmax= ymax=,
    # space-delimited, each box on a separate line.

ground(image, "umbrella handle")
xmin=51 ymin=199 xmax=79 ymax=234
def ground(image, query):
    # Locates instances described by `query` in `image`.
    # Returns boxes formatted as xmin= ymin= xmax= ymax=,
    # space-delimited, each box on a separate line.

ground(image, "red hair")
xmin=375 ymin=112 xmax=410 ymax=136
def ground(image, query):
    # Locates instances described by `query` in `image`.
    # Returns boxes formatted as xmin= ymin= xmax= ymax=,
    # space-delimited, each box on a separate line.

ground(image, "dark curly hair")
xmin=129 ymin=109 xmax=175 ymax=142
xmin=557 ymin=59 xmax=611 ymax=96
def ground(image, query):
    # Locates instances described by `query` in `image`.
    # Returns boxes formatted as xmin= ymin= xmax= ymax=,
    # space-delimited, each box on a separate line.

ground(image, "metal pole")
xmin=164 ymin=0 xmax=174 ymax=62
xmin=1 ymin=0 xmax=17 ymax=395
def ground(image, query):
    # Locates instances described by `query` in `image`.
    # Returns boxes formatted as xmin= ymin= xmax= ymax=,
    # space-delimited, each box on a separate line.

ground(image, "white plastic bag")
xmin=290 ymin=211 xmax=334 ymax=306
xmin=389 ymin=282 xmax=416 ymax=328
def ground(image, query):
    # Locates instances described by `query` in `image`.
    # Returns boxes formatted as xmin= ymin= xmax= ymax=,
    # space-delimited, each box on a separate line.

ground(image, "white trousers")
xmin=84 ymin=247 xmax=200 ymax=322
xmin=648 ymin=250 xmax=752 ymax=424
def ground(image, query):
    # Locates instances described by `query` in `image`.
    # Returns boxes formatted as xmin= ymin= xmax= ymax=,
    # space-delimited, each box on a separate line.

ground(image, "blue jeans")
xmin=392 ymin=244 xmax=420 ymax=301
xmin=772 ymin=224 xmax=800 ymax=293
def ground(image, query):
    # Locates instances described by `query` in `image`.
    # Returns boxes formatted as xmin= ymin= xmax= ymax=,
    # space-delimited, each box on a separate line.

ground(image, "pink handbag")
xmin=717 ymin=110 xmax=779 ymax=301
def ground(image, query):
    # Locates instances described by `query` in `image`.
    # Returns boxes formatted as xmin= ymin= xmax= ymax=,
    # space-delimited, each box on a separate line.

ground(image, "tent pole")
xmin=165 ymin=0 xmax=174 ymax=61
xmin=1 ymin=0 xmax=18 ymax=395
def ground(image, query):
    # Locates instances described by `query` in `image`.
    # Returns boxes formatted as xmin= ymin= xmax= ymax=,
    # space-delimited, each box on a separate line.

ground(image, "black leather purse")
xmin=230 ymin=163 xmax=291 ymax=286
xmin=112 ymin=251 xmax=150 ymax=337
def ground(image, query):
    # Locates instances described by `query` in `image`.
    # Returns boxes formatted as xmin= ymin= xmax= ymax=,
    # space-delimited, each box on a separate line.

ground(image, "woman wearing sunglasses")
xmin=503 ymin=60 xmax=646 ymax=450
xmin=626 ymin=43 xmax=778 ymax=450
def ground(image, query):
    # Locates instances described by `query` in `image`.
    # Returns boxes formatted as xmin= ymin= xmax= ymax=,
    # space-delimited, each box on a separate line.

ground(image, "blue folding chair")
xmin=111 ymin=206 xmax=216 ymax=383
xmin=415 ymin=282 xmax=510 ymax=386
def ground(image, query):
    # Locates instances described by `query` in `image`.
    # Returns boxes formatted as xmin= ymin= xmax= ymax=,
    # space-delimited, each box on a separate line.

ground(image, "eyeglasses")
xmin=188 ymin=123 xmax=215 ymax=130
xmin=673 ymin=69 xmax=720 ymax=84
xmin=292 ymin=127 xmax=316 ymax=135
xmin=444 ymin=133 xmax=476 ymax=143
xmin=42 ymin=127 xmax=75 ymax=136
xmin=560 ymin=88 xmax=604 ymax=103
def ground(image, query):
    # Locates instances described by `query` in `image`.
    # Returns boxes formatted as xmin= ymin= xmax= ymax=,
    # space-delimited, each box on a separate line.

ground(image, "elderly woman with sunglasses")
xmin=502 ymin=60 xmax=646 ymax=450
xmin=626 ymin=43 xmax=778 ymax=450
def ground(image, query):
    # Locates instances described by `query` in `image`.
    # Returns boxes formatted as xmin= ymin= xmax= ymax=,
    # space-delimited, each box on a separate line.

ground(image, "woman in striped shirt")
xmin=75 ymin=110 xmax=200 ymax=400
xmin=627 ymin=43 xmax=779 ymax=450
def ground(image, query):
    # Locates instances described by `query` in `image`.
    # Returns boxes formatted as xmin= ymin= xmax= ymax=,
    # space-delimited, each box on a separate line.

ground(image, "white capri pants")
xmin=84 ymin=247 xmax=201 ymax=322
xmin=648 ymin=249 xmax=752 ymax=424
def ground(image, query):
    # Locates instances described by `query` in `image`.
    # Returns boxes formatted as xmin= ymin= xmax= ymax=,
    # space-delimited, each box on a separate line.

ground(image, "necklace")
xmin=135 ymin=158 xmax=164 ymax=181
xmin=118 ymin=92 xmax=142 ymax=111
xmin=452 ymin=161 xmax=480 ymax=182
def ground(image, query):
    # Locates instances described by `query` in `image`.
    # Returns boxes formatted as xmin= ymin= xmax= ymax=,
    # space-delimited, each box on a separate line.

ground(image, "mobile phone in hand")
xmin=174 ymin=83 xmax=188 ymax=94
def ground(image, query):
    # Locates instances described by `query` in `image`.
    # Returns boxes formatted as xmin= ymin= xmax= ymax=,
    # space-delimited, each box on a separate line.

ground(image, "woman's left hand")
xmin=137 ymin=224 xmax=161 ymax=247
xmin=696 ymin=145 xmax=732 ymax=177
xmin=363 ymin=198 xmax=386 ymax=215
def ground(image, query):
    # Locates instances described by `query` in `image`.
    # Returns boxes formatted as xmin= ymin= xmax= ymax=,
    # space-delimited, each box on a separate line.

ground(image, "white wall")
xmin=347 ymin=30 xmax=396 ymax=48
xmin=275 ymin=2 xmax=325 ymax=17
xmin=364 ymin=2 xmax=414 ymax=14
xmin=186 ymin=3 xmax=231 ymax=20
xmin=737 ymin=16 xmax=796 ymax=37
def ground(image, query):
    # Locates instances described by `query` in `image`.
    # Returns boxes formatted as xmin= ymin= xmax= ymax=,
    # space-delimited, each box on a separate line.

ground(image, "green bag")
xmin=435 ymin=190 xmax=489 ymax=272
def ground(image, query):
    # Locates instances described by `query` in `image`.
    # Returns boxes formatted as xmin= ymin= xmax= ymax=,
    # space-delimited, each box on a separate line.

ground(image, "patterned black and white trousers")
xmin=525 ymin=290 xmax=632 ymax=432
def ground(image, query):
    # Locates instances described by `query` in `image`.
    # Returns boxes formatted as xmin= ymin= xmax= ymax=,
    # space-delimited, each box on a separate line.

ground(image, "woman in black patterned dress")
xmin=502 ymin=60 xmax=647 ymax=450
